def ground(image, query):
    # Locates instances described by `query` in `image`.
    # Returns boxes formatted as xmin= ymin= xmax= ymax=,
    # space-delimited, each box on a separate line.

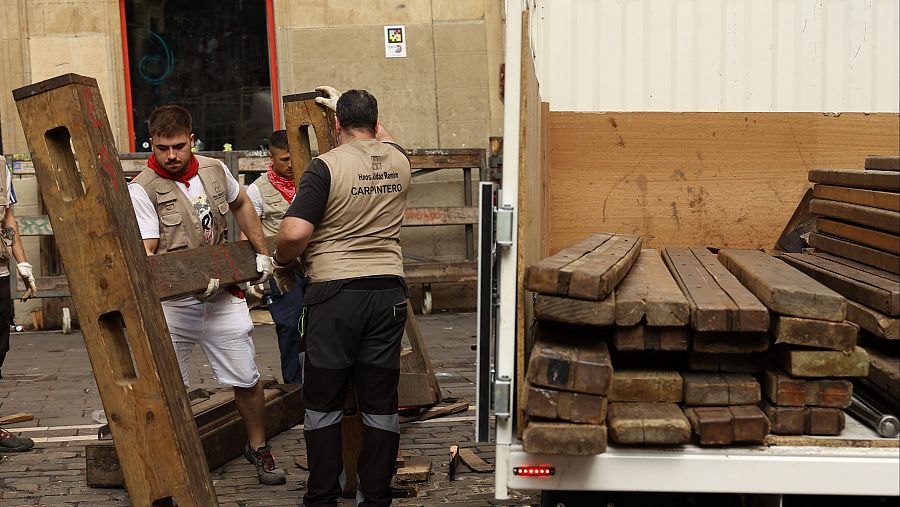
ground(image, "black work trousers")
xmin=301 ymin=281 xmax=406 ymax=507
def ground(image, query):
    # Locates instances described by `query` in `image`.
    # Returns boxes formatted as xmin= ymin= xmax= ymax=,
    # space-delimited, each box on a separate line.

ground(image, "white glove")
xmin=248 ymin=283 xmax=265 ymax=299
xmin=16 ymin=261 xmax=37 ymax=302
xmin=254 ymin=253 xmax=273 ymax=285
xmin=194 ymin=277 xmax=220 ymax=301
xmin=315 ymin=86 xmax=342 ymax=112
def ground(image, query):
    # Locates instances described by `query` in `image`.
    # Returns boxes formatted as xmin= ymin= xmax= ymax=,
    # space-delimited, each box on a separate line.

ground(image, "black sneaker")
xmin=243 ymin=442 xmax=286 ymax=485
xmin=0 ymin=428 xmax=34 ymax=452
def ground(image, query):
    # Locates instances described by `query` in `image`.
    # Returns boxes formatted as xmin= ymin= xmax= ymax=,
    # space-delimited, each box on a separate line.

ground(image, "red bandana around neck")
xmin=267 ymin=166 xmax=296 ymax=203
xmin=148 ymin=154 xmax=200 ymax=187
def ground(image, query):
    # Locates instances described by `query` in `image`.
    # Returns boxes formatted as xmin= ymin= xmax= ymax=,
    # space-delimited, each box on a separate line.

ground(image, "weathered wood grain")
xmin=807 ymin=251 xmax=900 ymax=283
xmin=813 ymin=184 xmax=900 ymax=212
xmin=806 ymin=379 xmax=853 ymax=408
xmin=774 ymin=346 xmax=870 ymax=377
xmin=606 ymin=402 xmax=691 ymax=445
xmin=526 ymin=326 xmax=613 ymax=396
xmin=804 ymin=407 xmax=846 ymax=436
xmin=815 ymin=218 xmax=900 ymax=255
xmin=781 ymin=252 xmax=899 ymax=317
xmin=810 ymin=199 xmax=900 ymax=234
xmin=608 ymin=370 xmax=683 ymax=402
xmin=682 ymin=373 xmax=760 ymax=406
xmin=534 ymin=293 xmax=616 ymax=327
xmin=524 ymin=385 xmax=608 ymax=424
xmin=718 ymin=249 xmax=847 ymax=322
xmin=808 ymin=232 xmax=900 ymax=275
xmin=691 ymin=331 xmax=769 ymax=354
xmin=864 ymin=345 xmax=900 ymax=399
xmin=522 ymin=421 xmax=608 ymax=455
xmin=730 ymin=404 xmax=771 ymax=442
xmin=565 ymin=234 xmax=643 ymax=301
xmin=684 ymin=405 xmax=769 ymax=445
xmin=808 ymin=168 xmax=900 ymax=192
xmin=846 ymin=300 xmax=900 ymax=340
xmin=864 ymin=156 xmax=900 ymax=172
xmin=663 ymin=247 xmax=770 ymax=332
xmin=762 ymin=368 xmax=853 ymax=408
xmin=770 ymin=315 xmax=859 ymax=352
xmin=611 ymin=325 xmax=690 ymax=352
xmin=525 ymin=233 xmax=612 ymax=295
xmin=614 ymin=249 xmax=690 ymax=326
xmin=761 ymin=401 xmax=805 ymax=435
xmin=687 ymin=352 xmax=763 ymax=373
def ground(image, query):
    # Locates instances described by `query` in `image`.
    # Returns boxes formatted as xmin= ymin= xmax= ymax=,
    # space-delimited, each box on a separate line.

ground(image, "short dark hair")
xmin=268 ymin=130 xmax=289 ymax=151
xmin=336 ymin=90 xmax=378 ymax=134
xmin=148 ymin=105 xmax=192 ymax=138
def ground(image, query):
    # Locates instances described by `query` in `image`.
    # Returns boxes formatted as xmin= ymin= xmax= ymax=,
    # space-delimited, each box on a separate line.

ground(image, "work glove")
xmin=194 ymin=277 xmax=220 ymax=301
xmin=315 ymin=86 xmax=342 ymax=112
xmin=16 ymin=262 xmax=37 ymax=302
xmin=247 ymin=283 xmax=265 ymax=299
xmin=271 ymin=254 xmax=298 ymax=294
xmin=254 ymin=253 xmax=273 ymax=285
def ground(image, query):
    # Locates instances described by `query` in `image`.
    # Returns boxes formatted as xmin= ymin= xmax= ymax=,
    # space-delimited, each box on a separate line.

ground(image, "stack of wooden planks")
xmin=790 ymin=155 xmax=899 ymax=421
xmin=523 ymin=232 xmax=641 ymax=454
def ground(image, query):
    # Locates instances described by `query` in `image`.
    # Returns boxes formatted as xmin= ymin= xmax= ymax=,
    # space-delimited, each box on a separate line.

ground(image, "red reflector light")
xmin=513 ymin=465 xmax=555 ymax=477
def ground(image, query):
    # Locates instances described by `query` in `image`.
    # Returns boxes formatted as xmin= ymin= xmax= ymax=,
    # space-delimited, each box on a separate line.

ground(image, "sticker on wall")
xmin=384 ymin=25 xmax=407 ymax=58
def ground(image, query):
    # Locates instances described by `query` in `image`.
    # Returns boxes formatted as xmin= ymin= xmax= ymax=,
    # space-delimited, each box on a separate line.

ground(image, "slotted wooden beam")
xmin=13 ymin=73 xmax=217 ymax=506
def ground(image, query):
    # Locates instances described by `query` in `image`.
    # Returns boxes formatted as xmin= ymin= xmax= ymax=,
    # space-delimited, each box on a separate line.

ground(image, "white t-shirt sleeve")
xmin=128 ymin=183 xmax=161 ymax=240
xmin=246 ymin=182 xmax=264 ymax=216
xmin=220 ymin=161 xmax=241 ymax=203
xmin=5 ymin=167 xmax=14 ymax=204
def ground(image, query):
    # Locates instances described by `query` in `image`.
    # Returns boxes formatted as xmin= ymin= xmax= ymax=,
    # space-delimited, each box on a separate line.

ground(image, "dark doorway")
xmin=124 ymin=0 xmax=273 ymax=151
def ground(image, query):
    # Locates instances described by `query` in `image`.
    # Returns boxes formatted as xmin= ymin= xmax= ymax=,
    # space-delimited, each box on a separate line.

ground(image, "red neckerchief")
xmin=267 ymin=166 xmax=296 ymax=203
xmin=148 ymin=154 xmax=200 ymax=188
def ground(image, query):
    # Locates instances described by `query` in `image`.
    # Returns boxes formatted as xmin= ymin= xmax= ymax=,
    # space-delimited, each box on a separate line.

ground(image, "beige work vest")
xmin=303 ymin=139 xmax=411 ymax=282
xmin=253 ymin=174 xmax=290 ymax=236
xmin=132 ymin=155 xmax=230 ymax=254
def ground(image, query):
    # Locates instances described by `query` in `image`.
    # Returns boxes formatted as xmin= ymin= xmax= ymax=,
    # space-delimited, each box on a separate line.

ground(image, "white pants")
xmin=162 ymin=292 xmax=260 ymax=388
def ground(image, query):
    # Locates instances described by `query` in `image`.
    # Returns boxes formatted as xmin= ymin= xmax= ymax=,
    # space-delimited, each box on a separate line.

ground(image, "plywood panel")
xmin=546 ymin=112 xmax=900 ymax=253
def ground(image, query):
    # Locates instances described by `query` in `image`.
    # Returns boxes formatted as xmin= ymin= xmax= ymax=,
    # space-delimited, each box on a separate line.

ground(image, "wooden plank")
xmin=557 ymin=392 xmax=608 ymax=425
xmin=781 ymin=252 xmax=899 ymax=317
xmin=761 ymin=401 xmax=805 ymax=435
xmin=611 ymin=325 xmax=689 ymax=352
xmin=525 ymin=233 xmax=613 ymax=295
xmin=691 ymin=331 xmax=769 ymax=353
xmin=687 ymin=352 xmax=763 ymax=373
xmin=846 ymin=300 xmax=900 ymax=340
xmin=770 ymin=315 xmax=858 ymax=351
xmin=402 ymin=207 xmax=478 ymax=226
xmin=400 ymin=400 xmax=469 ymax=423
xmin=864 ymin=345 xmax=900 ymax=399
xmin=865 ymin=155 xmax=900 ymax=171
xmin=804 ymin=407 xmax=846 ymax=436
xmin=406 ymin=149 xmax=484 ymax=170
xmin=808 ymin=168 xmax=900 ymax=192
xmin=809 ymin=199 xmax=900 ymax=234
xmin=525 ymin=385 xmax=559 ymax=420
xmin=151 ymin=239 xmax=269 ymax=300
xmin=606 ymin=402 xmax=691 ymax=445
xmin=546 ymin=112 xmax=900 ymax=252
xmin=815 ymin=218 xmax=900 ymax=255
xmin=457 ymin=448 xmax=492 ymax=473
xmin=522 ymin=421 xmax=608 ymax=455
xmin=526 ymin=325 xmax=613 ymax=396
xmin=400 ymin=301 xmax=443 ymax=406
xmin=682 ymin=373 xmax=760 ymax=406
xmin=0 ymin=413 xmax=33 ymax=425
xmin=813 ymin=185 xmax=900 ymax=212
xmin=718 ymin=248 xmax=847 ymax=321
xmin=14 ymin=74 xmax=216 ymax=505
xmin=808 ymin=232 xmax=900 ymax=274
xmin=663 ymin=247 xmax=769 ymax=332
xmin=761 ymin=368 xmax=852 ymax=408
xmin=563 ymin=234 xmax=642 ymax=301
xmin=806 ymin=379 xmax=853 ymax=409
xmin=533 ymin=293 xmax=616 ymax=327
xmin=774 ymin=346 xmax=870 ymax=377
xmin=684 ymin=405 xmax=768 ymax=445
xmin=402 ymin=261 xmax=477 ymax=284
xmin=613 ymin=249 xmax=689 ymax=326
xmin=775 ymin=187 xmax=815 ymax=253
xmin=808 ymin=251 xmax=900 ymax=283
xmin=282 ymin=90 xmax=336 ymax=185
xmin=608 ymin=370 xmax=683 ymax=402
xmin=395 ymin=456 xmax=432 ymax=482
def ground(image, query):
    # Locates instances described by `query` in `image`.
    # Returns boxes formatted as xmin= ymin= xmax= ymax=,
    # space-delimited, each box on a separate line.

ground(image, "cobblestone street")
xmin=0 ymin=312 xmax=536 ymax=506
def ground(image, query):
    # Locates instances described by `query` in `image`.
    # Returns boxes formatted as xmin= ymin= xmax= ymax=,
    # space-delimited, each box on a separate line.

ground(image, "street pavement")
xmin=0 ymin=311 xmax=537 ymax=506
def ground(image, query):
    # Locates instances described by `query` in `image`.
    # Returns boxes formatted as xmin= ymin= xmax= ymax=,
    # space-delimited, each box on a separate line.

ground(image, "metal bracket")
xmin=493 ymin=375 xmax=512 ymax=419
xmin=496 ymin=205 xmax=515 ymax=247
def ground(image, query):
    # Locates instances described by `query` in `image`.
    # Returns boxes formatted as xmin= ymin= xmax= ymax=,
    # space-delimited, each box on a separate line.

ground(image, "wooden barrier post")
xmin=13 ymin=74 xmax=217 ymax=506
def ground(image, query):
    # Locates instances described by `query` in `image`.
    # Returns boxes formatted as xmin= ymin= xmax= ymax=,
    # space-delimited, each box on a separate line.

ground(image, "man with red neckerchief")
xmin=128 ymin=105 xmax=285 ymax=485
xmin=245 ymin=130 xmax=305 ymax=385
